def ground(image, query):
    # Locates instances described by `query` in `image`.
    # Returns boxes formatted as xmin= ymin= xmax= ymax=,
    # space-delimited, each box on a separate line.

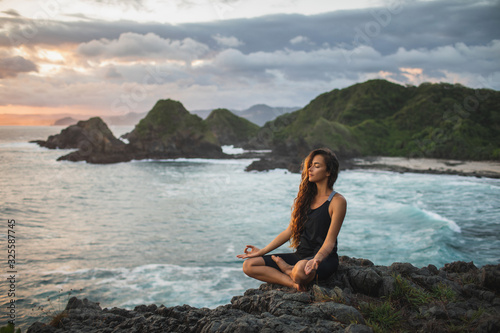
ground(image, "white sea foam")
xmin=39 ymin=263 xmax=250 ymax=309
xmin=130 ymin=157 xmax=257 ymax=165
xmin=421 ymin=209 xmax=462 ymax=233
xmin=222 ymin=145 xmax=245 ymax=155
xmin=248 ymin=167 xmax=290 ymax=174
xmin=221 ymin=145 xmax=272 ymax=155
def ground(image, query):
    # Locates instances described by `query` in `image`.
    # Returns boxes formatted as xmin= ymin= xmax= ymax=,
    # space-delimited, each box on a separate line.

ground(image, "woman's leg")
xmin=242 ymin=257 xmax=301 ymax=290
xmin=271 ymin=256 xmax=317 ymax=290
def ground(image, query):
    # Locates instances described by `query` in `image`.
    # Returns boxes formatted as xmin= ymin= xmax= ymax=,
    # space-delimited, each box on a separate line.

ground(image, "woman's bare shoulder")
xmin=332 ymin=191 xmax=346 ymax=202
xmin=330 ymin=192 xmax=347 ymax=208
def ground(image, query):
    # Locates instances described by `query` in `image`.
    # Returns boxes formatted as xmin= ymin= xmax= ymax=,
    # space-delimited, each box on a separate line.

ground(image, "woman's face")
xmin=308 ymin=154 xmax=330 ymax=183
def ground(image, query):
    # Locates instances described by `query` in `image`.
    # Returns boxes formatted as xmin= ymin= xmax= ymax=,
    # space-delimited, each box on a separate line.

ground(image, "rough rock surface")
xmin=30 ymin=117 xmax=132 ymax=163
xmin=27 ymin=256 xmax=500 ymax=333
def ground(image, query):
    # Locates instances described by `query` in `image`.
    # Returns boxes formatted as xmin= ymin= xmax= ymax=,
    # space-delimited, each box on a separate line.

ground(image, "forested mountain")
xmin=205 ymin=108 xmax=260 ymax=146
xmin=249 ymin=80 xmax=500 ymax=160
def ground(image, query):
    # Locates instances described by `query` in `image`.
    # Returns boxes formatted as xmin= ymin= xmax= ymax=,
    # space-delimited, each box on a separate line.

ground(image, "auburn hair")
xmin=289 ymin=148 xmax=340 ymax=249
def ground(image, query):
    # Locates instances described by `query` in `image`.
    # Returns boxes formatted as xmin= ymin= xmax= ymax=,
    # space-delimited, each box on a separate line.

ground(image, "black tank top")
xmin=296 ymin=191 xmax=337 ymax=259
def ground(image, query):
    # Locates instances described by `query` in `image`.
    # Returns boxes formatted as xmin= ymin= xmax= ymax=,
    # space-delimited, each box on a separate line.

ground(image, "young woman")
xmin=237 ymin=148 xmax=346 ymax=291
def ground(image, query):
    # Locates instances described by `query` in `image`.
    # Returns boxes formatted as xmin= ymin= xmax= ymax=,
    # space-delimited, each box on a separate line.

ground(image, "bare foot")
xmin=271 ymin=255 xmax=293 ymax=276
xmin=271 ymin=256 xmax=310 ymax=292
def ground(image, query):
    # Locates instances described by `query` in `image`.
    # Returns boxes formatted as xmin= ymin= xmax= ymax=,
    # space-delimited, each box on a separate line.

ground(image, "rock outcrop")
xmin=27 ymin=257 xmax=500 ymax=333
xmin=31 ymin=117 xmax=132 ymax=163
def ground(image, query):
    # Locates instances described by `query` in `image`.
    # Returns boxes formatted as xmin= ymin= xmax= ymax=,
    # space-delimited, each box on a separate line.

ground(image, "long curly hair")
xmin=289 ymin=148 xmax=340 ymax=249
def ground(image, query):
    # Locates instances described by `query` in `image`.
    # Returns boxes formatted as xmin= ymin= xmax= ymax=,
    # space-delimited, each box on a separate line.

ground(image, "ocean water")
xmin=1 ymin=126 xmax=499 ymax=329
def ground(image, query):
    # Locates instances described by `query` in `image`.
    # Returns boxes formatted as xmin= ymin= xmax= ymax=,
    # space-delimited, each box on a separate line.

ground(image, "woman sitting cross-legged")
xmin=237 ymin=148 xmax=347 ymax=291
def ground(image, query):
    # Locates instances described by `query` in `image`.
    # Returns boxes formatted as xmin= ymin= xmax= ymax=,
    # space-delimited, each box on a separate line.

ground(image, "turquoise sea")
xmin=1 ymin=126 xmax=499 ymax=330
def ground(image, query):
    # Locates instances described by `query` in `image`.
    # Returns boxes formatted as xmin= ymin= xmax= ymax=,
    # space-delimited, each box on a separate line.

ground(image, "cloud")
xmin=77 ymin=32 xmax=210 ymax=61
xmin=1 ymin=9 xmax=22 ymax=17
xmin=0 ymin=1 xmax=496 ymax=52
xmin=212 ymin=34 xmax=244 ymax=47
xmin=0 ymin=56 xmax=38 ymax=78
xmin=104 ymin=66 xmax=122 ymax=79
xmin=0 ymin=0 xmax=499 ymax=112
xmin=289 ymin=35 xmax=311 ymax=45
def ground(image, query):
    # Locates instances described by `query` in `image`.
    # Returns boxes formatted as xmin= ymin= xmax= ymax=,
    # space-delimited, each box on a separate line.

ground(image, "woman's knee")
xmin=242 ymin=257 xmax=263 ymax=276
xmin=242 ymin=259 xmax=252 ymax=275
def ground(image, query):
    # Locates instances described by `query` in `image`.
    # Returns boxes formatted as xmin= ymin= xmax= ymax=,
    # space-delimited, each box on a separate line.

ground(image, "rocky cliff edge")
xmin=27 ymin=256 xmax=500 ymax=333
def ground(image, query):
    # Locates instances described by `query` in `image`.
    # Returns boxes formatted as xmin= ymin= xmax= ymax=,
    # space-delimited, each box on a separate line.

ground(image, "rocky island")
xmin=26 ymin=257 xmax=499 ymax=332
xmin=31 ymin=100 xmax=243 ymax=163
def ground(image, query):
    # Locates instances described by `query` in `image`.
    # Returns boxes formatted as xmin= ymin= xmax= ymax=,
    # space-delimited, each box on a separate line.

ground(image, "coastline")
xmin=26 ymin=256 xmax=500 ymax=333
xmin=345 ymin=156 xmax=500 ymax=179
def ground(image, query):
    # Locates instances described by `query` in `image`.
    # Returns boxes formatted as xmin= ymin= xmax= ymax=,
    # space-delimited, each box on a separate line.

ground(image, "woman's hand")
xmin=236 ymin=245 xmax=261 ymax=259
xmin=304 ymin=258 xmax=320 ymax=275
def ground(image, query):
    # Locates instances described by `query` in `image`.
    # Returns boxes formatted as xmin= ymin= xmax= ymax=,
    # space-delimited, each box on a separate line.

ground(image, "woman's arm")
xmin=305 ymin=194 xmax=347 ymax=274
xmin=237 ymin=225 xmax=292 ymax=259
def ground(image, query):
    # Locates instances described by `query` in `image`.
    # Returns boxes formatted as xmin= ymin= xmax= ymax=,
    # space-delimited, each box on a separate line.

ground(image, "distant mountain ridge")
xmin=191 ymin=104 xmax=301 ymax=126
xmin=0 ymin=112 xmax=148 ymax=126
xmin=0 ymin=103 xmax=296 ymax=127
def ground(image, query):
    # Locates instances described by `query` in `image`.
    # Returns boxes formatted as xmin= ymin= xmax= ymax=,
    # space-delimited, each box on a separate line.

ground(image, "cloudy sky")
xmin=0 ymin=0 xmax=499 ymax=117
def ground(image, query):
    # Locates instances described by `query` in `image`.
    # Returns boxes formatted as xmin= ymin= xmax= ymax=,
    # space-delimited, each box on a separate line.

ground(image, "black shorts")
xmin=262 ymin=252 xmax=339 ymax=281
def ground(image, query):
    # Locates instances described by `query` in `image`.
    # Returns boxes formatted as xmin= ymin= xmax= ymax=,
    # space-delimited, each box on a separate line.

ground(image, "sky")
xmin=0 ymin=0 xmax=499 ymax=118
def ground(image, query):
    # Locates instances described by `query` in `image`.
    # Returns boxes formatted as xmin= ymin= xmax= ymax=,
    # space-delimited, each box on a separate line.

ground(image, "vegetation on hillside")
xmin=131 ymin=99 xmax=218 ymax=145
xmin=205 ymin=108 xmax=259 ymax=146
xmin=256 ymin=80 xmax=500 ymax=160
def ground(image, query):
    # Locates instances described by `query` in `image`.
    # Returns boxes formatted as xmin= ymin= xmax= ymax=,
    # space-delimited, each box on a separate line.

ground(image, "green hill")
xmin=125 ymin=99 xmax=223 ymax=158
xmin=205 ymin=108 xmax=260 ymax=146
xmin=256 ymin=80 xmax=500 ymax=160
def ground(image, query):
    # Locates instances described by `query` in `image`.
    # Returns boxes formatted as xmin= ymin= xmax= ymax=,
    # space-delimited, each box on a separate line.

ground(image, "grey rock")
xmin=442 ymin=261 xmax=478 ymax=274
xmin=426 ymin=305 xmax=448 ymax=320
xmin=26 ymin=257 xmax=500 ymax=333
xmin=344 ymin=324 xmax=373 ymax=333
xmin=347 ymin=267 xmax=383 ymax=296
xmin=389 ymin=262 xmax=418 ymax=277
xmin=481 ymin=264 xmax=500 ymax=293
xmin=310 ymin=302 xmax=365 ymax=325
